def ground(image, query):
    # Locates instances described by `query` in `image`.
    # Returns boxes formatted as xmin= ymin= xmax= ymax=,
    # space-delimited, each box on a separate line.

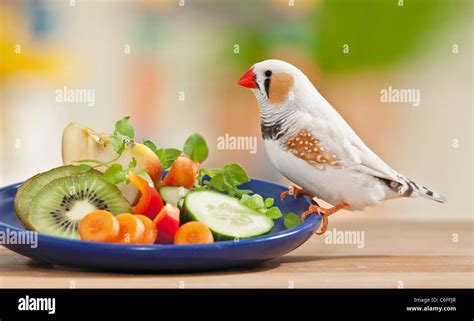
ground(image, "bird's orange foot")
xmin=280 ymin=185 xmax=315 ymax=201
xmin=301 ymin=202 xmax=349 ymax=235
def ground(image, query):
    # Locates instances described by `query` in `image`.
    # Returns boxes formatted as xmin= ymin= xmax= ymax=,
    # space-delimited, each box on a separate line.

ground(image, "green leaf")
xmin=207 ymin=173 xmax=225 ymax=191
xmin=183 ymin=133 xmax=208 ymax=162
xmin=136 ymin=170 xmax=154 ymax=187
xmin=156 ymin=148 xmax=182 ymax=169
xmin=264 ymin=197 xmax=274 ymax=208
xmin=73 ymin=164 xmax=92 ymax=174
xmin=266 ymin=207 xmax=283 ymax=219
xmin=110 ymin=134 xmax=125 ymax=154
xmin=114 ymin=116 xmax=135 ymax=139
xmin=142 ymin=140 xmax=158 ymax=153
xmin=128 ymin=157 xmax=137 ymax=169
xmin=102 ymin=164 xmax=127 ymax=185
xmin=241 ymin=194 xmax=264 ymax=210
xmin=284 ymin=213 xmax=301 ymax=229
xmin=223 ymin=163 xmax=249 ymax=186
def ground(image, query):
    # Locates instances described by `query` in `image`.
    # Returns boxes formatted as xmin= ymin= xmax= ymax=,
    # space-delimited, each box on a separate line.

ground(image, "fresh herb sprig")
xmin=196 ymin=163 xmax=252 ymax=197
xmin=144 ymin=133 xmax=209 ymax=169
xmin=239 ymin=193 xmax=302 ymax=228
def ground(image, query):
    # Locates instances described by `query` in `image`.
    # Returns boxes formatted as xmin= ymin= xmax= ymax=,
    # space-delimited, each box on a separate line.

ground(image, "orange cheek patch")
xmin=283 ymin=129 xmax=341 ymax=170
xmin=268 ymin=73 xmax=294 ymax=104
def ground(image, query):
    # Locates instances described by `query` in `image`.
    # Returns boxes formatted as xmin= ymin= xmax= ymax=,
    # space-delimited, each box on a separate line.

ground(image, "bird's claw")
xmin=301 ymin=202 xmax=349 ymax=235
xmin=280 ymin=185 xmax=314 ymax=201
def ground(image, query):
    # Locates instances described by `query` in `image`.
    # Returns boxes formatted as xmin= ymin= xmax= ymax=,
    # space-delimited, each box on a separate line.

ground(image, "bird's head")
xmin=238 ymin=59 xmax=312 ymax=112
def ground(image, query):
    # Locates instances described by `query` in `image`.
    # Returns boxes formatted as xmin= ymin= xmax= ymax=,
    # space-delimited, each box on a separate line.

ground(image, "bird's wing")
xmin=348 ymin=135 xmax=404 ymax=184
xmin=303 ymin=103 xmax=404 ymax=184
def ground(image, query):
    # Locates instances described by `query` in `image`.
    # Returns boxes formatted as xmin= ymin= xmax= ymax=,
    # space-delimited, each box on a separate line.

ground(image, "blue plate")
xmin=0 ymin=179 xmax=321 ymax=272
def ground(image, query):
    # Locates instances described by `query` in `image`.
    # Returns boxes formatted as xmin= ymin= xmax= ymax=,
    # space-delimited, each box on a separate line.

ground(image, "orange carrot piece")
xmin=173 ymin=221 xmax=214 ymax=245
xmin=78 ymin=210 xmax=119 ymax=243
xmin=116 ymin=213 xmax=145 ymax=244
xmin=135 ymin=215 xmax=158 ymax=244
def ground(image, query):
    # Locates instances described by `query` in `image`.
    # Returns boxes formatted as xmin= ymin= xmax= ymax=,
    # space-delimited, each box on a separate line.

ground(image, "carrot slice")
xmin=135 ymin=215 xmax=158 ymax=244
xmin=161 ymin=155 xmax=200 ymax=189
xmin=173 ymin=221 xmax=214 ymax=245
xmin=116 ymin=213 xmax=145 ymax=244
xmin=78 ymin=210 xmax=119 ymax=243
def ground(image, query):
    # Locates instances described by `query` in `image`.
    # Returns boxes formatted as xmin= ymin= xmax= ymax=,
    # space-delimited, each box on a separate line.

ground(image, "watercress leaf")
xmin=136 ymin=170 xmax=154 ymax=187
xmin=114 ymin=116 xmax=135 ymax=139
xmin=142 ymin=139 xmax=158 ymax=153
xmin=222 ymin=163 xmax=249 ymax=186
xmin=110 ymin=134 xmax=125 ymax=154
xmin=102 ymin=164 xmax=127 ymax=185
xmin=156 ymin=148 xmax=181 ymax=169
xmin=264 ymin=197 xmax=274 ymax=208
xmin=73 ymin=164 xmax=92 ymax=174
xmin=183 ymin=133 xmax=208 ymax=162
xmin=284 ymin=213 xmax=301 ymax=229
xmin=252 ymin=194 xmax=265 ymax=208
xmin=208 ymin=173 xmax=225 ymax=191
xmin=234 ymin=188 xmax=253 ymax=196
xmin=128 ymin=157 xmax=137 ymax=169
xmin=241 ymin=194 xmax=264 ymax=210
xmin=240 ymin=194 xmax=251 ymax=203
xmin=266 ymin=207 xmax=283 ymax=219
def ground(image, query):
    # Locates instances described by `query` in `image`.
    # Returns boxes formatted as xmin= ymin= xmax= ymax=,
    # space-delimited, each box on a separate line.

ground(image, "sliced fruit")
xmin=28 ymin=171 xmax=131 ymax=239
xmin=182 ymin=191 xmax=274 ymax=241
xmin=158 ymin=186 xmax=189 ymax=207
xmin=135 ymin=215 xmax=158 ymax=244
xmin=116 ymin=213 xmax=145 ymax=244
xmin=78 ymin=210 xmax=120 ymax=243
xmin=14 ymin=165 xmax=78 ymax=230
xmin=161 ymin=155 xmax=200 ymax=189
xmin=153 ymin=204 xmax=180 ymax=244
xmin=128 ymin=171 xmax=163 ymax=220
xmin=62 ymin=122 xmax=162 ymax=203
xmin=174 ymin=221 xmax=214 ymax=245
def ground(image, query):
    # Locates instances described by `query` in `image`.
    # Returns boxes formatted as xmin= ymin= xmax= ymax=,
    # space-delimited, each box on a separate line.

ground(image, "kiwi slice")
xmin=14 ymin=165 xmax=78 ymax=230
xmin=28 ymin=171 xmax=131 ymax=239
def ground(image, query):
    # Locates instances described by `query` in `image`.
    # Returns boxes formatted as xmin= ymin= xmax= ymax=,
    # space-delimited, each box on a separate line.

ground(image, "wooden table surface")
xmin=0 ymin=220 xmax=472 ymax=288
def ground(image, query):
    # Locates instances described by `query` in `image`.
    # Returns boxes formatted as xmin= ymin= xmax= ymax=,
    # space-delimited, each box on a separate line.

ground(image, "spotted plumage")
xmin=283 ymin=128 xmax=342 ymax=170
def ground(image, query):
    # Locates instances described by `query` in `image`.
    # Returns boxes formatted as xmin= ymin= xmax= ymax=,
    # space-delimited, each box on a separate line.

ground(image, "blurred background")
xmin=0 ymin=0 xmax=472 ymax=222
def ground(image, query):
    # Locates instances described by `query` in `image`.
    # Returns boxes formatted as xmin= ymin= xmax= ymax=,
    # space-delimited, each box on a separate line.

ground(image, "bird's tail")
xmin=401 ymin=178 xmax=447 ymax=203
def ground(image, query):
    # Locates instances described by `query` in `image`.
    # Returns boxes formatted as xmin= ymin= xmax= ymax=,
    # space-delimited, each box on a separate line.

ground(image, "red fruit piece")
xmin=153 ymin=204 xmax=180 ymax=244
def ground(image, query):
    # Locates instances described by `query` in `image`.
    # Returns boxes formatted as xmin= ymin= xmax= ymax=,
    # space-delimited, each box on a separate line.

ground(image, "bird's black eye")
xmin=264 ymin=70 xmax=272 ymax=77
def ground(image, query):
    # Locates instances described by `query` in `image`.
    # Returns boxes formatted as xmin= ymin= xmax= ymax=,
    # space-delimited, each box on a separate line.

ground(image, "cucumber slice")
xmin=159 ymin=186 xmax=189 ymax=207
xmin=182 ymin=190 xmax=274 ymax=241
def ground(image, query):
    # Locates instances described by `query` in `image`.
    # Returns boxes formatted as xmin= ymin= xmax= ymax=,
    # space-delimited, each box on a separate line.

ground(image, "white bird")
xmin=238 ymin=59 xmax=446 ymax=234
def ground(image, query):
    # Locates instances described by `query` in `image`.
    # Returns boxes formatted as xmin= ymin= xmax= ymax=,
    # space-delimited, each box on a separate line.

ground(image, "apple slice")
xmin=62 ymin=122 xmax=162 ymax=204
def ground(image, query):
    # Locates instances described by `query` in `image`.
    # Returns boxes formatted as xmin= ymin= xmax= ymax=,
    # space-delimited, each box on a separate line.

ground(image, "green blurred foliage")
xmin=228 ymin=0 xmax=462 ymax=73
xmin=315 ymin=0 xmax=458 ymax=73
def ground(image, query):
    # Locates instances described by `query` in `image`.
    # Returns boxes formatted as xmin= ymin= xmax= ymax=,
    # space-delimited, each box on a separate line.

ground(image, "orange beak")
xmin=237 ymin=67 xmax=257 ymax=88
